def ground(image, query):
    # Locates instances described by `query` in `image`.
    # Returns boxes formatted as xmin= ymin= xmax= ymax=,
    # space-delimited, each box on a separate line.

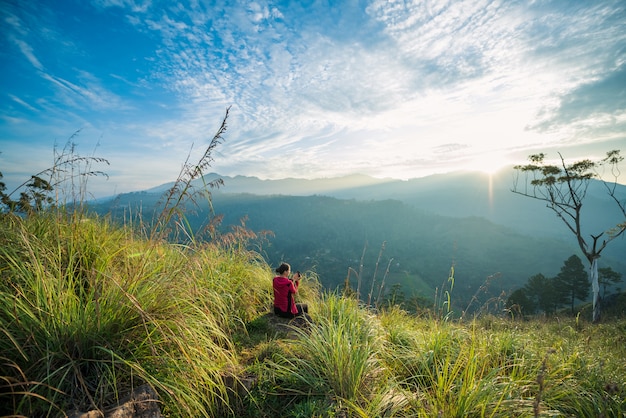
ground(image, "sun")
xmin=464 ymin=153 xmax=511 ymax=175
xmin=461 ymin=152 xmax=514 ymax=208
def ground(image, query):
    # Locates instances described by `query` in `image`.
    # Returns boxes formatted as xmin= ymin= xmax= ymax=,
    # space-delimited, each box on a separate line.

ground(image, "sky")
xmin=1 ymin=0 xmax=626 ymax=198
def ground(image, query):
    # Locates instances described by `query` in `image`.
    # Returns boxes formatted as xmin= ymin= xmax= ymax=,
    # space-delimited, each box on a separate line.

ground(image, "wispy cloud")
xmin=11 ymin=37 xmax=44 ymax=70
xmin=8 ymin=94 xmax=38 ymax=112
xmin=40 ymin=72 xmax=130 ymax=112
xmin=3 ymin=7 xmax=44 ymax=71
xmin=1 ymin=0 xmax=625 ymax=196
xmin=131 ymin=0 xmax=623 ymax=179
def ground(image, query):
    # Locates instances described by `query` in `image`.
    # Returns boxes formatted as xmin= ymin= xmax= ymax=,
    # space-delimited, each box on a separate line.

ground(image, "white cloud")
xmin=144 ymin=0 xmax=622 ymax=181
xmin=2 ymin=0 xmax=625 ymax=196
xmin=94 ymin=0 xmax=152 ymax=13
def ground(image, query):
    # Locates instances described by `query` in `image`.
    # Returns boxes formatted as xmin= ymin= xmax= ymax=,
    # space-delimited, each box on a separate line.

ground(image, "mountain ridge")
xmin=174 ymin=169 xmax=625 ymax=253
xmin=113 ymin=168 xmax=625 ymax=252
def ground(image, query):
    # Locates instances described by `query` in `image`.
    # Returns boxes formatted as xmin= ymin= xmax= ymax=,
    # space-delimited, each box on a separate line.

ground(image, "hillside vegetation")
xmin=93 ymin=191 xmax=626 ymax=315
xmin=1 ymin=210 xmax=625 ymax=417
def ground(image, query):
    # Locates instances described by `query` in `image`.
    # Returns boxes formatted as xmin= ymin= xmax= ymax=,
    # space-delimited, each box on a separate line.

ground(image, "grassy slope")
xmin=1 ymin=212 xmax=624 ymax=417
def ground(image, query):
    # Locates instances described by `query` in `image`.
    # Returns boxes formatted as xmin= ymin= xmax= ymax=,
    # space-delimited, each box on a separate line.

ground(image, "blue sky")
xmin=1 ymin=0 xmax=625 ymax=198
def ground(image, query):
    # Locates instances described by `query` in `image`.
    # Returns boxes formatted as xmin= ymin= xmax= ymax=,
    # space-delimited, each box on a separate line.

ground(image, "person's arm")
xmin=291 ymin=271 xmax=301 ymax=292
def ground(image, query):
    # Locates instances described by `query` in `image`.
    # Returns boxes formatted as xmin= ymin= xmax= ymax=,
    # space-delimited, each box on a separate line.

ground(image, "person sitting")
xmin=273 ymin=262 xmax=308 ymax=319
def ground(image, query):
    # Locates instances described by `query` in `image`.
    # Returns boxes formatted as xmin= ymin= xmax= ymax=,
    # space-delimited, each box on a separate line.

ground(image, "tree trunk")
xmin=591 ymin=258 xmax=600 ymax=323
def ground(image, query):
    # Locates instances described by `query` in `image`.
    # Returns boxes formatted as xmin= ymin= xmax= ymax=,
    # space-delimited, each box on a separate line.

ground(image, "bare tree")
xmin=512 ymin=150 xmax=625 ymax=322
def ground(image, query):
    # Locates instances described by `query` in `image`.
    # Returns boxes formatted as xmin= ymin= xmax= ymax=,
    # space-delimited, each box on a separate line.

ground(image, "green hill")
xmin=1 ymin=210 xmax=625 ymax=417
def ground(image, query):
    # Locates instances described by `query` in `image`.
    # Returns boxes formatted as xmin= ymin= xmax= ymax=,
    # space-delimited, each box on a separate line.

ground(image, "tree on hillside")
xmin=512 ymin=150 xmax=626 ymax=322
xmin=553 ymin=255 xmax=589 ymax=314
xmin=598 ymin=267 xmax=623 ymax=299
xmin=1 ymin=170 xmax=53 ymax=213
xmin=524 ymin=273 xmax=560 ymax=315
xmin=506 ymin=288 xmax=536 ymax=316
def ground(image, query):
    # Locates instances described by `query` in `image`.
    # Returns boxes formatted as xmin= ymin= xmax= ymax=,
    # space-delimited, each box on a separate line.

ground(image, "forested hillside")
xmin=91 ymin=189 xmax=626 ymax=314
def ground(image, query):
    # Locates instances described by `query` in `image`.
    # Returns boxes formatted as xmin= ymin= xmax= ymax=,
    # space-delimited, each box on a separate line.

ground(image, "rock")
xmin=107 ymin=385 xmax=161 ymax=418
xmin=68 ymin=384 xmax=161 ymax=418
xmin=68 ymin=411 xmax=102 ymax=418
xmin=262 ymin=312 xmax=312 ymax=335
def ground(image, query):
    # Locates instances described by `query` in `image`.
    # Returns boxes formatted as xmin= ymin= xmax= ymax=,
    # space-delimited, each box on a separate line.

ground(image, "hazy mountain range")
xmin=96 ymin=168 xmax=626 ymax=306
xmin=147 ymin=168 xmax=625 ymax=250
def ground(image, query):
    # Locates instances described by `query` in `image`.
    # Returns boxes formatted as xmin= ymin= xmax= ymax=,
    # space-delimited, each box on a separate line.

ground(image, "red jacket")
xmin=273 ymin=276 xmax=299 ymax=315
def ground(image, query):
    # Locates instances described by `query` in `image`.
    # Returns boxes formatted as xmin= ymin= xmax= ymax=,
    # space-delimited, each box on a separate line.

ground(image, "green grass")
xmin=0 ymin=211 xmax=276 ymax=416
xmin=1 ymin=211 xmax=625 ymax=417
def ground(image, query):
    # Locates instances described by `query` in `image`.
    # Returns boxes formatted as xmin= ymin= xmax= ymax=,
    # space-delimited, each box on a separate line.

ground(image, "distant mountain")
xmin=196 ymin=169 xmax=626 ymax=259
xmin=91 ymin=168 xmax=626 ymax=309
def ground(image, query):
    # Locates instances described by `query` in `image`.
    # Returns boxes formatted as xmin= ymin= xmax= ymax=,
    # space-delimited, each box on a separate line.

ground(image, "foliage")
xmin=0 ymin=136 xmax=109 ymax=214
xmin=598 ymin=266 xmax=623 ymax=298
xmin=554 ymin=254 xmax=589 ymax=314
xmin=525 ymin=273 xmax=559 ymax=315
xmin=508 ymin=254 xmax=623 ymax=319
xmin=238 ymin=292 xmax=626 ymax=418
xmin=506 ymin=287 xmax=535 ymax=317
xmin=1 ymin=210 xmax=625 ymax=417
xmin=513 ymin=150 xmax=626 ymax=322
xmin=270 ymin=295 xmax=385 ymax=406
xmin=0 ymin=210 xmax=283 ymax=417
xmin=0 ymin=108 xmax=276 ymax=417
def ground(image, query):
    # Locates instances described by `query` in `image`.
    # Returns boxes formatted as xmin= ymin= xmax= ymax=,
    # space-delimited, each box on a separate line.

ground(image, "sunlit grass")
xmin=0 ymin=210 xmax=277 ymax=416
xmin=248 ymin=300 xmax=625 ymax=417
xmin=377 ymin=309 xmax=626 ymax=417
xmin=1 ymin=210 xmax=624 ymax=417
xmin=276 ymin=294 xmax=383 ymax=400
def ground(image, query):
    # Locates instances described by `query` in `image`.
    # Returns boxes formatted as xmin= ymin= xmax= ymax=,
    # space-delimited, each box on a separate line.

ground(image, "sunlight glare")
xmin=465 ymin=153 xmax=511 ymax=175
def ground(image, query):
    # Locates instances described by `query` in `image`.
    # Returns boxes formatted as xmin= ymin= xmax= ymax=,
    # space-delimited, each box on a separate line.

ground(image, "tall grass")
xmin=3 ymin=208 xmax=624 ymax=416
xmin=150 ymin=107 xmax=229 ymax=244
xmin=0 ymin=209 xmax=276 ymax=416
xmin=377 ymin=309 xmax=626 ymax=417
xmin=261 ymin=293 xmax=412 ymax=417
xmin=248 ymin=298 xmax=625 ymax=418
xmin=1 ymin=133 xmax=110 ymax=215
xmin=287 ymin=294 xmax=382 ymax=401
xmin=0 ymin=109 xmax=283 ymax=417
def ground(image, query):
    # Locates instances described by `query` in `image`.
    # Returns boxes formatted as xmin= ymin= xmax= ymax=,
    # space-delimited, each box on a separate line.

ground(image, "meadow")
xmin=2 ymin=118 xmax=624 ymax=417
xmin=1 ymin=210 xmax=624 ymax=417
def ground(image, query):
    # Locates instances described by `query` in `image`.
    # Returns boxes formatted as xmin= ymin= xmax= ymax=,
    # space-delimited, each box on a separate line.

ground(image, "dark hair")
xmin=276 ymin=262 xmax=290 ymax=274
